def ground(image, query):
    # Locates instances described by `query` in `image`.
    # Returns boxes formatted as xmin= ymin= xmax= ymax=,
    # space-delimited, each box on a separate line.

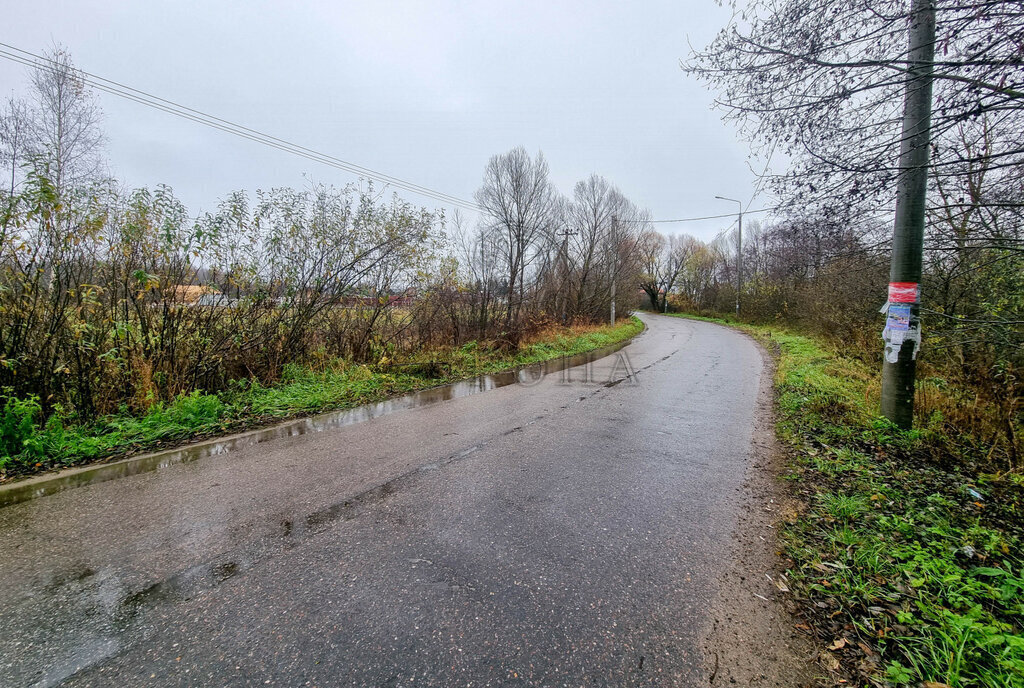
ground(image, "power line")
xmin=0 ymin=43 xmax=776 ymax=223
xmin=712 ymin=219 xmax=738 ymax=243
xmin=0 ymin=42 xmax=483 ymax=212
xmin=623 ymin=208 xmax=771 ymax=223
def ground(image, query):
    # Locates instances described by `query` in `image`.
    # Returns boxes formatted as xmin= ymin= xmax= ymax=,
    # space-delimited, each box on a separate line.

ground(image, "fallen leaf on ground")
xmin=856 ymin=641 xmax=877 ymax=659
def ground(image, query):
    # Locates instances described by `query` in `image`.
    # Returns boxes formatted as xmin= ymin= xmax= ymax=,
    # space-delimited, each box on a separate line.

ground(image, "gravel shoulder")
xmin=700 ymin=323 xmax=818 ymax=687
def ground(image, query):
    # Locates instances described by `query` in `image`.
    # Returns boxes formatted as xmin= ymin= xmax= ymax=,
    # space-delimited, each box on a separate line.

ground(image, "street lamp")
xmin=715 ymin=195 xmax=743 ymax=316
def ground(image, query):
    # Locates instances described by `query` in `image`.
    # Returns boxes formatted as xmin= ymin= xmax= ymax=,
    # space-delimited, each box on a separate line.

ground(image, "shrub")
xmin=0 ymin=392 xmax=42 ymax=464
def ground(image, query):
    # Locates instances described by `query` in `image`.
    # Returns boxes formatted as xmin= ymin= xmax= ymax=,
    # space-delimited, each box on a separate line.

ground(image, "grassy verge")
xmin=668 ymin=312 xmax=1024 ymax=688
xmin=1 ymin=316 xmax=644 ymax=481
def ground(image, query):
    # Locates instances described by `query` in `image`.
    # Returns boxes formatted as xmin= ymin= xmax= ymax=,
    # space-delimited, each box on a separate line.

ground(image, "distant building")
xmin=167 ymin=284 xmax=220 ymax=304
xmin=195 ymin=293 xmax=234 ymax=307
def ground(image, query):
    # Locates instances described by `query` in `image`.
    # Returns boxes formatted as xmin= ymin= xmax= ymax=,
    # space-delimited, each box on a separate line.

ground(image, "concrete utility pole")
xmin=610 ymin=280 xmax=616 ymax=325
xmin=610 ymin=214 xmax=618 ymax=326
xmin=716 ymin=196 xmax=743 ymax=315
xmin=558 ymin=226 xmax=576 ymax=325
xmin=881 ymin=0 xmax=936 ymax=429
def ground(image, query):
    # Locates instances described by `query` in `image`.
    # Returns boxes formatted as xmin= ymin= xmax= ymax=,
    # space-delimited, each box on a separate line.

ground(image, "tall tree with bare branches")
xmin=474 ymin=147 xmax=561 ymax=337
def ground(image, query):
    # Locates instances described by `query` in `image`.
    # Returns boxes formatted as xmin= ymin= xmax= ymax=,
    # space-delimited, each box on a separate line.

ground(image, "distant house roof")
xmin=168 ymin=285 xmax=220 ymax=304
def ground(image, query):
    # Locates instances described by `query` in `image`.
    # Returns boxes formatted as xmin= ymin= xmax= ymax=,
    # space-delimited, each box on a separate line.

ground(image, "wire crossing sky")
xmin=0 ymin=0 xmax=765 ymax=239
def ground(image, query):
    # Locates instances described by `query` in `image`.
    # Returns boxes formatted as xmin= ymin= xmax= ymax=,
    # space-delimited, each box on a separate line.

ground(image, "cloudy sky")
xmin=0 ymin=0 xmax=766 ymax=241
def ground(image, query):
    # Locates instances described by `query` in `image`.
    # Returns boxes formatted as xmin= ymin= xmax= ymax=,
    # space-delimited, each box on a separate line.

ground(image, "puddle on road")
xmin=20 ymin=447 xmax=478 ymax=687
xmin=1 ymin=338 xmax=637 ymax=508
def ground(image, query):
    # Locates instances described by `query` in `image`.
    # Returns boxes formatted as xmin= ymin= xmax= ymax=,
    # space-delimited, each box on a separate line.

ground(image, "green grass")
xmin=668 ymin=312 xmax=1024 ymax=688
xmin=1 ymin=316 xmax=644 ymax=478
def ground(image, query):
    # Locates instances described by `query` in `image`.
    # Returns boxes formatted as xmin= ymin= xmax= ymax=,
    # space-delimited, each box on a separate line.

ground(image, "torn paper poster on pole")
xmin=881 ymin=282 xmax=921 ymax=363
xmin=886 ymin=303 xmax=911 ymax=331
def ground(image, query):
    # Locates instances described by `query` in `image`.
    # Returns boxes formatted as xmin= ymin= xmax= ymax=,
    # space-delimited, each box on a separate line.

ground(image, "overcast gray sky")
xmin=0 ymin=0 xmax=764 ymax=241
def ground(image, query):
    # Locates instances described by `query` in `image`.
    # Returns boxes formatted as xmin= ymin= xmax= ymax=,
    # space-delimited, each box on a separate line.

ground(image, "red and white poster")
xmin=888 ymin=282 xmax=919 ymax=303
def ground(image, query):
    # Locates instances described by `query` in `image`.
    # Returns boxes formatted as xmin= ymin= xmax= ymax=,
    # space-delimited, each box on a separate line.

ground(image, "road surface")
xmin=0 ymin=314 xmax=806 ymax=686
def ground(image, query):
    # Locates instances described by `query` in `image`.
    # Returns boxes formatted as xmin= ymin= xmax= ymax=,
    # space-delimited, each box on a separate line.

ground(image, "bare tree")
xmin=637 ymin=230 xmax=668 ymax=310
xmin=685 ymin=0 xmax=1024 ymax=220
xmin=0 ymin=97 xmax=34 ymax=250
xmin=685 ymin=0 xmax=1023 ymax=374
xmin=28 ymin=45 xmax=105 ymax=197
xmin=561 ymin=174 xmax=646 ymax=320
xmin=567 ymin=174 xmax=617 ymax=317
xmin=474 ymin=147 xmax=561 ymax=338
xmin=638 ymin=231 xmax=698 ymax=311
xmin=0 ymin=97 xmax=33 ymax=198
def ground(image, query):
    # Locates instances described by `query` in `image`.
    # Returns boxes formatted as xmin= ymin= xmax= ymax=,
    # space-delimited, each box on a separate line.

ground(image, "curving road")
xmin=0 ymin=314 xmax=792 ymax=687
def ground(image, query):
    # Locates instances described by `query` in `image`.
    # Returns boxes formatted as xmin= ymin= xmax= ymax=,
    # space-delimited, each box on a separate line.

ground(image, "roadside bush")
xmin=0 ymin=180 xmax=442 ymax=420
xmin=0 ymin=392 xmax=42 ymax=463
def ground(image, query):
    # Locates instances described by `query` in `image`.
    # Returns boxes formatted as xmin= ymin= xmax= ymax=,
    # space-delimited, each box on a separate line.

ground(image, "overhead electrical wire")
xmin=640 ymin=208 xmax=771 ymax=223
xmin=0 ymin=42 xmax=775 ymax=224
xmin=0 ymin=42 xmax=482 ymax=212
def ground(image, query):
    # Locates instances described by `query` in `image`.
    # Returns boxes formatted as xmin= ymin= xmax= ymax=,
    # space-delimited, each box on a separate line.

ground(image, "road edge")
xmin=0 ymin=320 xmax=647 ymax=508
xmin=697 ymin=320 xmax=819 ymax=687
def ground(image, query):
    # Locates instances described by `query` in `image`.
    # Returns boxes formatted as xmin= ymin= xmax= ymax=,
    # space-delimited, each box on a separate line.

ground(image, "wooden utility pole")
xmin=881 ymin=0 xmax=936 ymax=428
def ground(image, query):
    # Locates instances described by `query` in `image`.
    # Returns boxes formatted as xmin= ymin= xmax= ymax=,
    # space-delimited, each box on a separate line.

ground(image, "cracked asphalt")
xmin=0 ymin=313 xmax=771 ymax=687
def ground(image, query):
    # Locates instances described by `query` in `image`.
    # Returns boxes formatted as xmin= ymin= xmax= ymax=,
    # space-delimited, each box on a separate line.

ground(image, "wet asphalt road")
xmin=0 ymin=314 xmax=765 ymax=687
